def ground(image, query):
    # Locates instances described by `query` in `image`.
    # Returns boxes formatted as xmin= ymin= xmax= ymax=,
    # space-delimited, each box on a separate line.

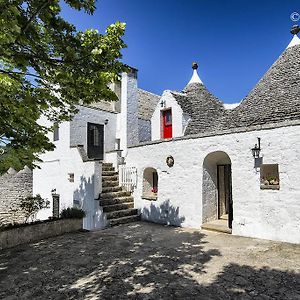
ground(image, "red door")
xmin=162 ymin=109 xmax=172 ymax=139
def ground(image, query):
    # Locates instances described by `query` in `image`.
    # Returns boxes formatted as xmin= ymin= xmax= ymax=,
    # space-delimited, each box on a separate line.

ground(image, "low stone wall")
xmin=0 ymin=167 xmax=33 ymax=225
xmin=0 ymin=218 xmax=82 ymax=250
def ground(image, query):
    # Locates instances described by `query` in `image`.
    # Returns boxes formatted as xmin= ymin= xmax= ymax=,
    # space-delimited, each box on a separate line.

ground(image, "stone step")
xmin=100 ymin=196 xmax=134 ymax=206
xmin=109 ymin=214 xmax=140 ymax=227
xmin=102 ymin=166 xmax=115 ymax=172
xmin=102 ymin=202 xmax=134 ymax=213
xmin=102 ymin=163 xmax=113 ymax=168
xmin=220 ymin=214 xmax=228 ymax=220
xmin=102 ymin=181 xmax=119 ymax=188
xmin=201 ymin=222 xmax=232 ymax=234
xmin=102 ymin=171 xmax=118 ymax=176
xmin=106 ymin=208 xmax=138 ymax=220
xmin=102 ymin=186 xmax=123 ymax=193
xmin=100 ymin=190 xmax=131 ymax=199
xmin=102 ymin=175 xmax=118 ymax=182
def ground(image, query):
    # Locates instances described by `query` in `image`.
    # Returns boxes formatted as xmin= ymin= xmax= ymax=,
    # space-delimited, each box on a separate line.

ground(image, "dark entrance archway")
xmin=202 ymin=151 xmax=233 ymax=232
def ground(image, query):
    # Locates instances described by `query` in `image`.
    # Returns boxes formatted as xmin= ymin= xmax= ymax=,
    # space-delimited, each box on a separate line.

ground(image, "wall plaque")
xmin=166 ymin=155 xmax=174 ymax=167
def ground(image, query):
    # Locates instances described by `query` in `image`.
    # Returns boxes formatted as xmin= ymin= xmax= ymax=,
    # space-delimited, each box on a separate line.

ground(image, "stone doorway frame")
xmin=202 ymin=151 xmax=233 ymax=231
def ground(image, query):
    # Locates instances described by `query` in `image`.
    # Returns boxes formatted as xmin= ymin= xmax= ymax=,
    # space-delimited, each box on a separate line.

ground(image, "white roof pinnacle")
xmin=188 ymin=62 xmax=203 ymax=85
xmin=287 ymin=34 xmax=300 ymax=49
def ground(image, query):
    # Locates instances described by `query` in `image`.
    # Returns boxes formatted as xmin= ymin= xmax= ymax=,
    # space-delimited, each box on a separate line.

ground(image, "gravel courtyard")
xmin=0 ymin=222 xmax=299 ymax=300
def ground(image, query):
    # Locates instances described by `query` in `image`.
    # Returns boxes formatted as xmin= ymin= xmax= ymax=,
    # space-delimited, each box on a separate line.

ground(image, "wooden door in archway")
xmin=217 ymin=164 xmax=233 ymax=228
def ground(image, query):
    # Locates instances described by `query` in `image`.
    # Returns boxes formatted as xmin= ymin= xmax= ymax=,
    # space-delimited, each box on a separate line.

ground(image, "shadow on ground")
xmin=0 ymin=222 xmax=299 ymax=299
xmin=142 ymin=199 xmax=185 ymax=226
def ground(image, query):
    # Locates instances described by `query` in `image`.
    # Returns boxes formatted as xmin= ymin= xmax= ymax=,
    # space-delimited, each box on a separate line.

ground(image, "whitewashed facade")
xmin=126 ymin=122 xmax=300 ymax=244
xmin=33 ymin=70 xmax=159 ymax=230
xmin=33 ymin=31 xmax=300 ymax=243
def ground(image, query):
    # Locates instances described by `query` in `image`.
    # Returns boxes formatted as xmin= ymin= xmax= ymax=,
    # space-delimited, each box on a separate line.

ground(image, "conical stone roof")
xmin=230 ymin=42 xmax=300 ymax=128
xmin=172 ymin=82 xmax=225 ymax=135
xmin=173 ymin=34 xmax=300 ymax=136
xmin=169 ymin=63 xmax=225 ymax=135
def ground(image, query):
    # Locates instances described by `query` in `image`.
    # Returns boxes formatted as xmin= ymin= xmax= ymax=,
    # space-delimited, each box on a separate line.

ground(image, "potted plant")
xmin=262 ymin=176 xmax=279 ymax=186
xmin=151 ymin=187 xmax=158 ymax=196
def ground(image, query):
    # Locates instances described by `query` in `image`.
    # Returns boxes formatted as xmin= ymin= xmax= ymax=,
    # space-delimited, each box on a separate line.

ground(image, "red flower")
xmin=151 ymin=187 xmax=158 ymax=193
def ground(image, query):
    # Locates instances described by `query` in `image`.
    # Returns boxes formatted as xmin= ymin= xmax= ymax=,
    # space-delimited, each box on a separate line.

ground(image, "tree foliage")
xmin=0 ymin=0 xmax=126 ymax=173
xmin=20 ymin=194 xmax=50 ymax=222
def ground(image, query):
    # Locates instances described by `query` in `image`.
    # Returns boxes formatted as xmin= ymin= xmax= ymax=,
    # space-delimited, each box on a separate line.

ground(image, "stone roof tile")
xmin=137 ymin=89 xmax=160 ymax=120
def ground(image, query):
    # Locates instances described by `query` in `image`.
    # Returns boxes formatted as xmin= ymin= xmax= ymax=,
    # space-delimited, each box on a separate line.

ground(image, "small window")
xmin=68 ymin=173 xmax=74 ymax=182
xmin=87 ymin=123 xmax=104 ymax=160
xmin=88 ymin=124 xmax=100 ymax=146
xmin=93 ymin=126 xmax=100 ymax=146
xmin=260 ymin=164 xmax=280 ymax=190
xmin=142 ymin=167 xmax=158 ymax=200
xmin=53 ymin=124 xmax=59 ymax=141
xmin=165 ymin=110 xmax=172 ymax=125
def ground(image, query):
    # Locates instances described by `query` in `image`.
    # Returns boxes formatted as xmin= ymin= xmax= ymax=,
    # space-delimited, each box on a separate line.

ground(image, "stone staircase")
xmin=100 ymin=163 xmax=140 ymax=226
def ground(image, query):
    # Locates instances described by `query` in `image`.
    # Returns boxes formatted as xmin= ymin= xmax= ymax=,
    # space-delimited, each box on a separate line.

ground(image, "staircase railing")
xmin=119 ymin=166 xmax=137 ymax=192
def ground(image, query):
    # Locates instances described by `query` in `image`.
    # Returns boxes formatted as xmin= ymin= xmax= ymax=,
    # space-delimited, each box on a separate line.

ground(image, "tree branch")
xmin=0 ymin=70 xmax=39 ymax=89
xmin=0 ymin=69 xmax=42 ymax=80
xmin=21 ymin=0 xmax=51 ymax=34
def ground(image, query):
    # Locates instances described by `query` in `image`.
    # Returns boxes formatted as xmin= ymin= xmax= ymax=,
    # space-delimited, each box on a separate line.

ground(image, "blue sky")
xmin=61 ymin=0 xmax=300 ymax=103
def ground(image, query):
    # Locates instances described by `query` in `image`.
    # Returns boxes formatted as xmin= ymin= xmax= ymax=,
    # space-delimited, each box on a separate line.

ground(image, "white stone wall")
xmin=33 ymin=120 xmax=106 ymax=230
xmin=202 ymin=163 xmax=218 ymax=223
xmin=126 ymin=73 xmax=139 ymax=147
xmin=70 ymin=105 xmax=117 ymax=154
xmin=117 ymin=72 xmax=139 ymax=153
xmin=151 ymin=91 xmax=185 ymax=140
xmin=126 ymin=125 xmax=300 ymax=244
xmin=0 ymin=168 xmax=32 ymax=224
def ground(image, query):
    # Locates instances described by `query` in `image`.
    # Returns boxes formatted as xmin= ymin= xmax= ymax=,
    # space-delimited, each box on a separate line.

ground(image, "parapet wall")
xmin=0 ymin=167 xmax=33 ymax=225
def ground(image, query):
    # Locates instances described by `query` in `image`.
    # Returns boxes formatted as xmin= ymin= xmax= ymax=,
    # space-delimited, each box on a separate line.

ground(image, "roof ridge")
xmin=137 ymin=88 xmax=160 ymax=98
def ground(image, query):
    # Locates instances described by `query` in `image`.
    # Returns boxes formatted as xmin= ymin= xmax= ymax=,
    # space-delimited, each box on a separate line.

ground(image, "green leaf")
xmin=0 ymin=0 xmax=127 ymax=173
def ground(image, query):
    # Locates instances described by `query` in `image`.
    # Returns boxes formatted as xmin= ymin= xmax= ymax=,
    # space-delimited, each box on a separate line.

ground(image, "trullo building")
xmin=33 ymin=26 xmax=300 ymax=244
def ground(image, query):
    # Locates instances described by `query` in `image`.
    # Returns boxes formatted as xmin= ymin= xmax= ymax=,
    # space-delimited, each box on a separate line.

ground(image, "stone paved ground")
xmin=0 ymin=222 xmax=299 ymax=300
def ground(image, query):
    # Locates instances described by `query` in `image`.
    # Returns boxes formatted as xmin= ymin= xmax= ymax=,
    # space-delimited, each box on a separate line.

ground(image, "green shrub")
xmin=60 ymin=207 xmax=86 ymax=219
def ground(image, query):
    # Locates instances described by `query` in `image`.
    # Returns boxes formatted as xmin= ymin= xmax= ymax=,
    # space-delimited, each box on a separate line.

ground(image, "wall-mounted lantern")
xmin=104 ymin=119 xmax=109 ymax=125
xmin=160 ymin=99 xmax=166 ymax=108
xmin=251 ymin=137 xmax=261 ymax=158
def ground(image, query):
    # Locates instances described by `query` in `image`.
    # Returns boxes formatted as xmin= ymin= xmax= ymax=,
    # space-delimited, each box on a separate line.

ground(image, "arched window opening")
xmin=142 ymin=168 xmax=158 ymax=200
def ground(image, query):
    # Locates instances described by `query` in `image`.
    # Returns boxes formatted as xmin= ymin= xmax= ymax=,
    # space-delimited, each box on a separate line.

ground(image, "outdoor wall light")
xmin=251 ymin=137 xmax=261 ymax=158
xmin=104 ymin=119 xmax=109 ymax=125
xmin=160 ymin=99 xmax=166 ymax=108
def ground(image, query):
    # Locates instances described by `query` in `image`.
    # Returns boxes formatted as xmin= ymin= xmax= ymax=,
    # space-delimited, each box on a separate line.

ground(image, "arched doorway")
xmin=142 ymin=167 xmax=158 ymax=199
xmin=202 ymin=151 xmax=233 ymax=232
